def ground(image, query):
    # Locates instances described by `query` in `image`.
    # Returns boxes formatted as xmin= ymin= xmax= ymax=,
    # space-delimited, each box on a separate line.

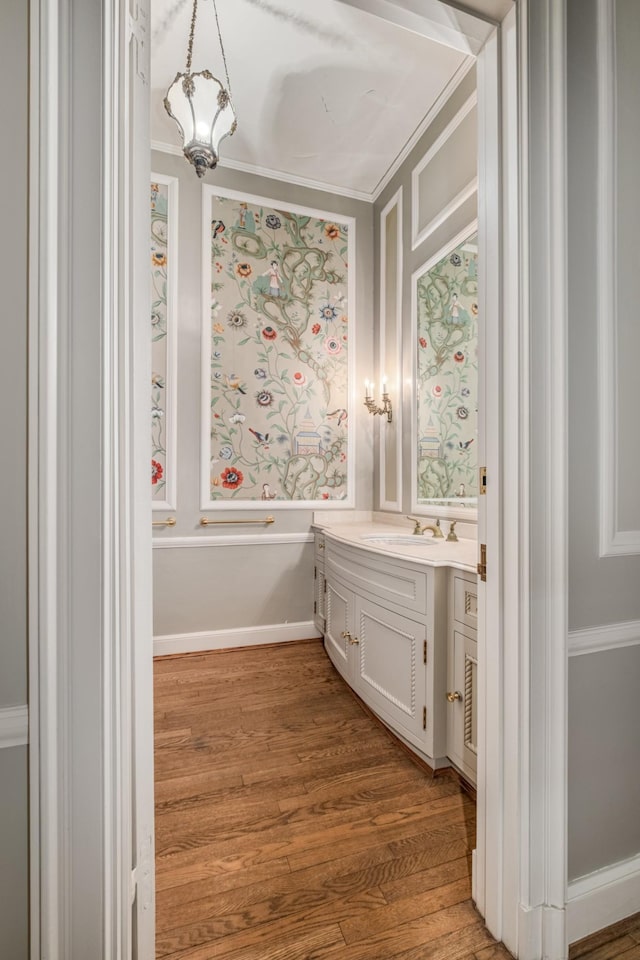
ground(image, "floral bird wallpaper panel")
xmin=203 ymin=189 xmax=353 ymax=505
xmin=416 ymin=233 xmax=478 ymax=502
xmin=151 ymin=176 xmax=177 ymax=508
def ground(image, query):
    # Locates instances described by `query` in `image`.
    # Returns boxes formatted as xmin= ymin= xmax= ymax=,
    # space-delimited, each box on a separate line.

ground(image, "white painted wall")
xmin=567 ymin=0 xmax=640 ymax=886
xmin=150 ymin=150 xmax=374 ymax=642
xmin=0 ymin=0 xmax=29 ymax=954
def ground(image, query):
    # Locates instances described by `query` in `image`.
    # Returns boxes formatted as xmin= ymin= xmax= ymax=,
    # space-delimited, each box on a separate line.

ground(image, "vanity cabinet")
xmin=323 ymin=537 xmax=449 ymax=768
xmin=446 ymin=573 xmax=478 ymax=784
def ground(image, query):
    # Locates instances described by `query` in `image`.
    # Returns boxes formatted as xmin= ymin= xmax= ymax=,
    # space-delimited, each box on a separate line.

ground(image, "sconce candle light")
xmin=364 ymin=378 xmax=393 ymax=423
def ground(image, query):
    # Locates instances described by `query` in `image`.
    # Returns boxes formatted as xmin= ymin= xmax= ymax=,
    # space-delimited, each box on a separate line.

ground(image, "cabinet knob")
xmin=446 ymin=690 xmax=462 ymax=702
xmin=341 ymin=630 xmax=349 ymax=640
xmin=349 ymin=634 xmax=359 ymax=645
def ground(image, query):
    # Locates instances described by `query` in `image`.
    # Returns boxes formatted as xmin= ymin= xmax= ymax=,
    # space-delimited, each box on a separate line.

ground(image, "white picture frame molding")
xmin=409 ymin=219 xmax=479 ymax=525
xmin=597 ymin=0 xmax=640 ymax=558
xmin=200 ymin=184 xmax=357 ymax=511
xmin=378 ymin=186 xmax=403 ymax=513
xmin=151 ymin=171 xmax=178 ymax=512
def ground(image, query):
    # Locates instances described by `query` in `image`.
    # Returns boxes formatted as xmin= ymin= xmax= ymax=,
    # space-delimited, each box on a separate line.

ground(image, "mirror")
xmin=414 ymin=229 xmax=478 ymax=514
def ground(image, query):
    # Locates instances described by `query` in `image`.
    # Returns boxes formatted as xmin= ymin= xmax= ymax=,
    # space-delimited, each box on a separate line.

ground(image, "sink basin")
xmin=361 ymin=535 xmax=441 ymax=546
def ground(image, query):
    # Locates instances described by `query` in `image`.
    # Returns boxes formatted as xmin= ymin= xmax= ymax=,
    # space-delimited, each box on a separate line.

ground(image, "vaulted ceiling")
xmin=150 ymin=0 xmax=511 ymax=199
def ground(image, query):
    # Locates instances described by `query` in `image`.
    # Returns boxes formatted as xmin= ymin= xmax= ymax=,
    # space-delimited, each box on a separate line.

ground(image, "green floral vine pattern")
xmin=416 ymin=235 xmax=478 ymax=501
xmin=151 ymin=181 xmax=169 ymax=499
xmin=206 ymin=195 xmax=350 ymax=502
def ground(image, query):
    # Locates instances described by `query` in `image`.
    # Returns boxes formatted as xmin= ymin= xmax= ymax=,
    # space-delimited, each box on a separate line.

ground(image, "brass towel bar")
xmin=200 ymin=516 xmax=275 ymax=526
xmin=152 ymin=517 xmax=176 ymax=527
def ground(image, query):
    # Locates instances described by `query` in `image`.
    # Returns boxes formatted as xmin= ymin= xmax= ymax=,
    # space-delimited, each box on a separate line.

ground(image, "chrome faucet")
xmin=406 ymin=517 xmax=444 ymax=538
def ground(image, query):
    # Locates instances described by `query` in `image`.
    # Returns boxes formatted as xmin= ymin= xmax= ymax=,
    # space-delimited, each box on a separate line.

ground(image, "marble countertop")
xmin=312 ymin=520 xmax=478 ymax=574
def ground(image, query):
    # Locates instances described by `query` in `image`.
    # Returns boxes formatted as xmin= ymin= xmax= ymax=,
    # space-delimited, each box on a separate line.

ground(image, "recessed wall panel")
xmin=614 ymin=0 xmax=640 ymax=532
xmin=413 ymin=97 xmax=478 ymax=248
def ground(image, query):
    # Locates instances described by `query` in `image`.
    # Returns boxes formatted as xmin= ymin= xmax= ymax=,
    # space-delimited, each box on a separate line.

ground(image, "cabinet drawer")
xmin=453 ymin=575 xmax=478 ymax=630
xmin=326 ymin=540 xmax=427 ymax=616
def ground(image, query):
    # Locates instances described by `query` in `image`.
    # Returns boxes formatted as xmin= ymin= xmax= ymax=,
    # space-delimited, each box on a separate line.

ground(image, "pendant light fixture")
xmin=163 ymin=0 xmax=237 ymax=178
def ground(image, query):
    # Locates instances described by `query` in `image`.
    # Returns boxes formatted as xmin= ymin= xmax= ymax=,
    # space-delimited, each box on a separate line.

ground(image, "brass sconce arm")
xmin=364 ymin=381 xmax=393 ymax=423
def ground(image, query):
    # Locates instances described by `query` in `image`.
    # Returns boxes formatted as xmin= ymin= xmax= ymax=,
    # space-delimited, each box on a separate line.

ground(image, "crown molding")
xmin=150 ymin=140 xmax=374 ymax=203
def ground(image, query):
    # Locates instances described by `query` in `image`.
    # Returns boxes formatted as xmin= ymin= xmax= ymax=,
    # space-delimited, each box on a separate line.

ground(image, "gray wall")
xmin=0 ymin=749 xmax=29 ymax=959
xmin=151 ymin=151 xmax=374 ymax=637
xmin=372 ymin=66 xmax=477 ymax=518
xmin=0 ymin=0 xmax=29 ymax=955
xmin=567 ymin=0 xmax=640 ymax=881
xmin=568 ymin=646 xmax=640 ymax=879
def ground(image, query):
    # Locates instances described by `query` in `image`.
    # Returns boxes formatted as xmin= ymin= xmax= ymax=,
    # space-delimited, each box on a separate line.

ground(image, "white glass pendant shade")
xmin=164 ymin=70 xmax=237 ymax=178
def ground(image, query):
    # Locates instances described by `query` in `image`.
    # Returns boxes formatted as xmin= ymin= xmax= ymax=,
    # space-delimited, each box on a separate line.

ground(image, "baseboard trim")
xmin=153 ymin=621 xmax=321 ymax=657
xmin=568 ymin=619 xmax=640 ymax=657
xmin=567 ymin=853 xmax=640 ymax=944
xmin=0 ymin=705 xmax=29 ymax=748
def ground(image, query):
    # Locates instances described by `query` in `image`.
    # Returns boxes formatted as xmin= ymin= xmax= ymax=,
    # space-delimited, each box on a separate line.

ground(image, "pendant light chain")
xmin=186 ymin=0 xmax=199 ymax=74
xmin=212 ymin=0 xmax=233 ymax=98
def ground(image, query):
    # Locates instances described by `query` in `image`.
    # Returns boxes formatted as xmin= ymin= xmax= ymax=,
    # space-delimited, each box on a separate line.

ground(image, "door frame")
xmin=28 ymin=0 xmax=155 ymax=954
xmin=27 ymin=0 xmax=570 ymax=957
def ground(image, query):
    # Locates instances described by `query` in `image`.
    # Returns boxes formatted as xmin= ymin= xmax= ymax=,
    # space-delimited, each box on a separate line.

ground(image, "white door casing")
xmin=28 ymin=0 xmax=155 ymax=955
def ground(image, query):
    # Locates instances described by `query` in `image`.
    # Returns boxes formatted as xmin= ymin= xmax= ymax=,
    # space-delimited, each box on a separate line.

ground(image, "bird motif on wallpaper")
xmin=327 ymin=408 xmax=348 ymax=427
xmin=211 ymin=219 xmax=225 ymax=238
xmin=261 ymin=483 xmax=277 ymax=501
xmin=249 ymin=428 xmax=270 ymax=444
xmin=458 ymin=439 xmax=474 ymax=451
xmin=224 ymin=373 xmax=246 ymax=394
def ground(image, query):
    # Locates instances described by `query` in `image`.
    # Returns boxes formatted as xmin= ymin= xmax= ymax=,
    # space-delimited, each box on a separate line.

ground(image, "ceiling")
xmin=150 ymin=0 xmax=511 ymax=200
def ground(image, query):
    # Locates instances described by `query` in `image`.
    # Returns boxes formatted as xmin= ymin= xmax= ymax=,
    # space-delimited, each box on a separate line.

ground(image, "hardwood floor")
xmin=155 ymin=639 xmax=640 ymax=959
xmin=153 ymin=638 xmax=499 ymax=960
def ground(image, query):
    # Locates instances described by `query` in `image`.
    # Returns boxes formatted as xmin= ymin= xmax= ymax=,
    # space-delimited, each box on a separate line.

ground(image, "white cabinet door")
xmin=324 ymin=576 xmax=353 ymax=681
xmin=314 ymin=564 xmax=326 ymax=633
xmin=353 ymin=595 xmax=427 ymax=751
xmin=446 ymin=627 xmax=478 ymax=783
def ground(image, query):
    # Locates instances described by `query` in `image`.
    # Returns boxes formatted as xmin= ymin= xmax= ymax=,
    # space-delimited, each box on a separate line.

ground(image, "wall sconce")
xmin=364 ymin=379 xmax=393 ymax=423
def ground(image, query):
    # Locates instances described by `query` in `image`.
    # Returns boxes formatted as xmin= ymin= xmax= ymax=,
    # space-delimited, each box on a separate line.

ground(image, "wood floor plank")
xmin=156 ymin=842 xmax=396 ymax=932
xmin=157 ymin=885 xmax=387 ymax=957
xmin=472 ymin=943 xmax=517 ymax=960
xmin=341 ymin=875 xmax=472 ymax=945
xmin=390 ymin=920 xmax=498 ymax=960
xmin=287 ymin=801 xmax=474 ymax=873
xmin=308 ymin=900 xmax=483 ymax=960
xmin=156 ymin=778 xmax=458 ymax=860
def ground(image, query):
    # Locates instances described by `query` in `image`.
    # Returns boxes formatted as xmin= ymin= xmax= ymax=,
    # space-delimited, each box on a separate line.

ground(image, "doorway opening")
xmin=145 ymin=5 xmax=501 ymax=956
